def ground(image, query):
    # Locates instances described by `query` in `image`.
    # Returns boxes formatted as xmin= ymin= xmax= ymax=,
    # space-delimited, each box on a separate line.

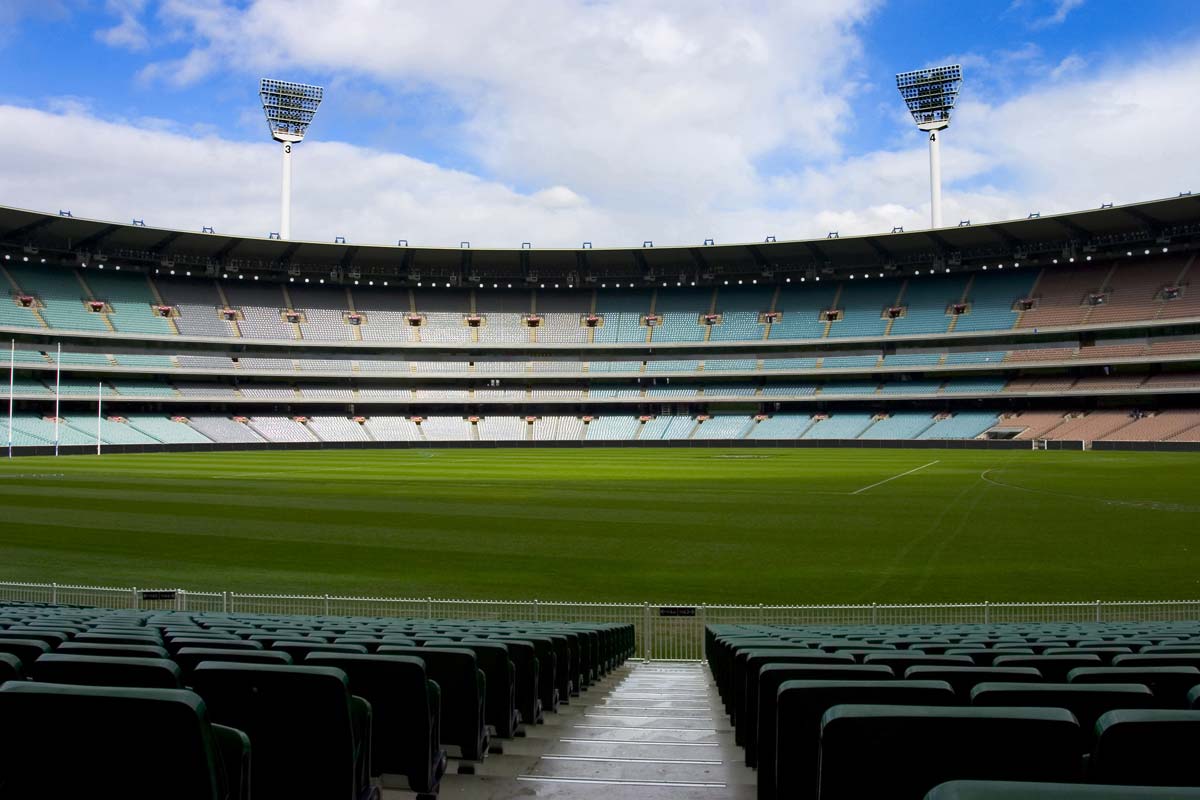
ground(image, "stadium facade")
xmin=3 ymin=196 xmax=1200 ymax=452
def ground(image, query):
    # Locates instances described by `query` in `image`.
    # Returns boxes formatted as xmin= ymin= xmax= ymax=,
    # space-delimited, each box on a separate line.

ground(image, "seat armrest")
xmin=211 ymin=723 xmax=251 ymax=800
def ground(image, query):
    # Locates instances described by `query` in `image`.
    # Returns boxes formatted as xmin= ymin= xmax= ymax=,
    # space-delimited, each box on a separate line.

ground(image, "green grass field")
xmin=1 ymin=448 xmax=1198 ymax=604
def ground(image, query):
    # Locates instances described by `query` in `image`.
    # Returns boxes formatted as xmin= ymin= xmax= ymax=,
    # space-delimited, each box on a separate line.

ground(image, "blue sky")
xmin=0 ymin=1 xmax=1197 ymax=246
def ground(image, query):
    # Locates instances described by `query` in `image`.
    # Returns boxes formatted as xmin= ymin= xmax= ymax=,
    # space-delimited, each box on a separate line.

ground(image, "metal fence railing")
xmin=3 ymin=580 xmax=1198 ymax=661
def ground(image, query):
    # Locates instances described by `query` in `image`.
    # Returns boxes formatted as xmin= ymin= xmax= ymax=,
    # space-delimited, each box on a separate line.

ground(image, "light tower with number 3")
xmin=896 ymin=64 xmax=962 ymax=230
xmin=259 ymin=78 xmax=324 ymax=240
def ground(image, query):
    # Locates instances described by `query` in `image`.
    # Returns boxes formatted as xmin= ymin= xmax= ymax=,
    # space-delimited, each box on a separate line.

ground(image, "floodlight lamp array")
xmin=896 ymin=64 xmax=961 ymax=130
xmin=260 ymin=78 xmax=324 ymax=142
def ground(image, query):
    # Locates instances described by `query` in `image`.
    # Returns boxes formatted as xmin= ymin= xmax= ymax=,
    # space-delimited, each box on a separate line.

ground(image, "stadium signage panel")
xmin=659 ymin=606 xmax=697 ymax=617
xmin=140 ymin=590 xmax=176 ymax=601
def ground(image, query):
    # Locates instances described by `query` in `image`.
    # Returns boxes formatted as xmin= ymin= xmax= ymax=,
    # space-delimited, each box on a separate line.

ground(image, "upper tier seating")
xmin=651 ymin=287 xmax=711 ymax=343
xmin=710 ymin=285 xmax=772 ymax=341
xmin=534 ymin=289 xmax=591 ymax=344
xmin=6 ymin=264 xmax=109 ymax=332
xmin=593 ymin=289 xmax=652 ymax=343
xmin=953 ymin=270 xmax=1035 ymax=333
xmin=83 ymin=270 xmax=175 ymax=336
xmin=889 ymin=274 xmax=969 ymax=336
xmin=768 ymin=283 xmax=837 ymax=340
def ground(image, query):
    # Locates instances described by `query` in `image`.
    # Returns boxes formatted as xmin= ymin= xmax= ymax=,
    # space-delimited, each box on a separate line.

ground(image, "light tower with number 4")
xmin=260 ymin=78 xmax=324 ymax=240
xmin=896 ymin=64 xmax=962 ymax=229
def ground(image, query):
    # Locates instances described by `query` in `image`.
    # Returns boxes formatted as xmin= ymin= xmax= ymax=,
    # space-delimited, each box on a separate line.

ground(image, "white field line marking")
xmin=851 ymin=460 xmax=940 ymax=495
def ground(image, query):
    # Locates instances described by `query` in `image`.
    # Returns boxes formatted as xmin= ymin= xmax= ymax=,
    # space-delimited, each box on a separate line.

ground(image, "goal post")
xmin=1032 ymin=439 xmax=1049 ymax=451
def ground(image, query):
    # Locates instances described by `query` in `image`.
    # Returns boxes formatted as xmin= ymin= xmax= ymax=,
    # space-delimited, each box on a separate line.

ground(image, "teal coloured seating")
xmin=993 ymin=654 xmax=1104 ymax=682
xmin=0 ymin=681 xmax=249 ymax=799
xmin=904 ymin=666 xmax=1043 ymax=699
xmin=173 ymin=648 xmax=293 ymax=676
xmin=818 ymin=704 xmax=1081 ymax=799
xmin=926 ymin=780 xmax=1200 ymax=799
xmin=772 ymin=681 xmax=956 ymax=800
xmin=768 ymin=283 xmax=837 ymax=340
xmin=1091 ymin=709 xmax=1200 ymax=786
xmin=271 ymin=641 xmax=369 ymax=661
xmin=56 ymin=641 xmax=170 ymax=659
xmin=85 ymin=270 xmax=175 ymax=335
xmin=890 ymin=275 xmax=967 ymax=336
xmin=454 ymin=640 xmax=521 ymax=737
xmin=1069 ymin=666 xmax=1200 ymax=708
xmin=191 ymin=662 xmax=377 ymax=800
xmin=6 ymin=265 xmax=109 ymax=332
xmin=375 ymin=645 xmax=489 ymax=761
xmin=32 ymin=653 xmax=183 ymax=689
xmin=305 ymin=653 xmax=446 ymax=795
xmin=971 ymin=682 xmax=1155 ymax=748
xmin=954 ymin=270 xmax=1036 ymax=332
xmin=0 ymin=652 xmax=23 ymax=684
xmin=0 ymin=637 xmax=50 ymax=667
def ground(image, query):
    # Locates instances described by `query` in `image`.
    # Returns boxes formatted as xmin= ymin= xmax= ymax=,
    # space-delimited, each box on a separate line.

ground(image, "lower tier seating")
xmin=0 ymin=601 xmax=634 ymax=798
xmin=709 ymin=622 xmax=1200 ymax=800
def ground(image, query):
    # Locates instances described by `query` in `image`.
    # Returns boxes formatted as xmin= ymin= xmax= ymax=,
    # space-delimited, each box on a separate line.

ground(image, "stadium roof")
xmin=2 ymin=194 xmax=1199 ymax=286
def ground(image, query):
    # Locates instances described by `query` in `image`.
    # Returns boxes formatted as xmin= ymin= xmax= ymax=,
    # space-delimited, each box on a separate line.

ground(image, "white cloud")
xmin=1030 ymin=0 xmax=1085 ymax=29
xmin=96 ymin=0 xmax=150 ymax=51
xmin=139 ymin=0 xmax=878 ymax=214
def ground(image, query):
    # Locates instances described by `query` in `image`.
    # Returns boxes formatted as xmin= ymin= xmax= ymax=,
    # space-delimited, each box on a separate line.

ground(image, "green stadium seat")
xmin=970 ymin=682 xmax=1155 ymax=749
xmin=946 ymin=648 xmax=1035 ymax=666
xmin=771 ymin=681 xmax=957 ymax=800
xmin=926 ymin=780 xmax=1200 ymax=799
xmin=733 ymin=649 xmax=854 ymax=724
xmin=1188 ymin=685 xmax=1200 ymax=708
xmin=482 ymin=638 xmax=542 ymax=725
xmin=817 ymin=705 xmax=1081 ymax=799
xmin=173 ymin=648 xmax=294 ymax=676
xmin=992 ymin=653 xmax=1103 ymax=681
xmin=903 ymin=666 xmax=1044 ymax=699
xmin=492 ymin=633 xmax=557 ymax=714
xmin=74 ymin=632 xmax=163 ymax=647
xmin=747 ymin=663 xmax=894 ymax=762
xmin=0 ymin=652 xmax=24 ymax=684
xmin=56 ymin=641 xmax=170 ymax=659
xmin=305 ymin=653 xmax=447 ymax=795
xmin=0 ymin=628 xmax=70 ymax=647
xmin=1043 ymin=647 xmax=1133 ymax=664
xmin=271 ymin=641 xmax=369 ymax=660
xmin=1091 ymin=709 xmax=1200 ymax=786
xmin=453 ymin=640 xmax=520 ymax=737
xmin=31 ymin=653 xmax=183 ymax=688
xmin=376 ymin=645 xmax=489 ymax=761
xmin=0 ymin=681 xmax=249 ymax=799
xmin=862 ymin=653 xmax=976 ymax=671
xmin=1068 ymin=666 xmax=1200 ymax=707
xmin=1114 ymin=653 xmax=1200 ymax=669
xmin=190 ymin=662 xmax=377 ymax=800
xmin=169 ymin=638 xmax=263 ymax=653
xmin=0 ymin=637 xmax=50 ymax=667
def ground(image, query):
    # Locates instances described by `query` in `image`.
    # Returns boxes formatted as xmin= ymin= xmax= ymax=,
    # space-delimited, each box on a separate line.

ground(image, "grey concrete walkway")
xmin=384 ymin=661 xmax=754 ymax=799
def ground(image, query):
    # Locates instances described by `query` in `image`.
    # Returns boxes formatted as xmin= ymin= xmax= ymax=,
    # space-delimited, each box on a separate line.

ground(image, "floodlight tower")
xmin=895 ymin=64 xmax=962 ymax=229
xmin=259 ymin=78 xmax=324 ymax=240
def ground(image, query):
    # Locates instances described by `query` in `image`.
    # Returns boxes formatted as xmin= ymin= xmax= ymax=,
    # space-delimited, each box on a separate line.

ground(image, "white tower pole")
xmin=7 ymin=339 xmax=13 ymax=458
xmin=54 ymin=342 xmax=61 ymax=456
xmin=929 ymin=129 xmax=943 ymax=229
xmin=280 ymin=141 xmax=293 ymax=240
xmin=96 ymin=381 xmax=102 ymax=456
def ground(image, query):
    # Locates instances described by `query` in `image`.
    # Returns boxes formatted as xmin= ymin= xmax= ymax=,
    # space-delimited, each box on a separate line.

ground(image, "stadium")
xmin=3 ymin=5 xmax=1200 ymax=799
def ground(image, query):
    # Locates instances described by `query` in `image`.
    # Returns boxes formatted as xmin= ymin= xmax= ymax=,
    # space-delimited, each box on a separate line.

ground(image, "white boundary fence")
xmin=3 ymin=580 xmax=1199 ymax=661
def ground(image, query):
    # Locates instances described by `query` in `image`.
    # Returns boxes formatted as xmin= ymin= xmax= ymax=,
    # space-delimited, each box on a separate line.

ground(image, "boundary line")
xmin=850 ymin=460 xmax=940 ymax=495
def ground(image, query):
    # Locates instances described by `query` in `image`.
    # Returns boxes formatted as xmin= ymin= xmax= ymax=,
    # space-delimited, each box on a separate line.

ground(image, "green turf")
xmin=0 ymin=448 xmax=1197 ymax=604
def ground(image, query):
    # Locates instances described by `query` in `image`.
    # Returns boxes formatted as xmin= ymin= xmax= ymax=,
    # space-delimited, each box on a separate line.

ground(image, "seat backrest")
xmin=0 ymin=681 xmax=228 ymax=799
xmin=903 ymin=666 xmax=1043 ymax=699
xmin=0 ymin=628 xmax=70 ymax=647
xmin=0 ymin=637 xmax=50 ymax=667
xmin=190 ymin=663 xmax=357 ymax=800
xmin=32 ymin=654 xmax=183 ymax=689
xmin=272 ymin=642 xmax=369 ymax=659
xmin=0 ymin=652 xmax=24 ymax=684
xmin=970 ymin=682 xmax=1155 ymax=747
xmin=74 ymin=632 xmax=163 ymax=647
xmin=169 ymin=638 xmax=262 ymax=654
xmin=1068 ymin=666 xmax=1200 ymax=707
xmin=992 ymin=654 xmax=1103 ymax=681
xmin=56 ymin=641 xmax=171 ymax=659
xmin=772 ymin=681 xmax=956 ymax=800
xmin=305 ymin=653 xmax=442 ymax=792
xmin=926 ymin=778 xmax=1200 ymax=798
xmin=174 ymin=648 xmax=293 ymax=676
xmin=818 ymin=704 xmax=1080 ymax=800
xmin=374 ymin=645 xmax=487 ymax=760
xmin=1091 ymin=709 xmax=1200 ymax=786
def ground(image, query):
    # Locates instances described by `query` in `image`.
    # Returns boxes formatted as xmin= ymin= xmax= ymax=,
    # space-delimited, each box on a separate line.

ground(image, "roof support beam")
xmin=73 ymin=224 xmax=122 ymax=254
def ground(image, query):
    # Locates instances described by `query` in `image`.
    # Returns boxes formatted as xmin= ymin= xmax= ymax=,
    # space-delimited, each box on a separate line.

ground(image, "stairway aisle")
xmin=398 ymin=661 xmax=753 ymax=799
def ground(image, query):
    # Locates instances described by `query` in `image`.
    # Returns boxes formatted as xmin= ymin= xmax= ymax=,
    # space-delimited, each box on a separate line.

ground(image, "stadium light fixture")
xmin=335 ymin=236 xmax=346 ymax=244
xmin=704 ymin=238 xmax=715 ymax=246
xmin=132 ymin=219 xmax=145 ymax=226
xmin=202 ymin=226 xmax=215 ymax=234
xmin=896 ymin=64 xmax=962 ymax=229
xmin=58 ymin=210 xmax=72 ymax=217
xmin=397 ymin=239 xmax=408 ymax=246
xmin=765 ymin=236 xmax=776 ymax=243
xmin=260 ymin=78 xmax=324 ymax=240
